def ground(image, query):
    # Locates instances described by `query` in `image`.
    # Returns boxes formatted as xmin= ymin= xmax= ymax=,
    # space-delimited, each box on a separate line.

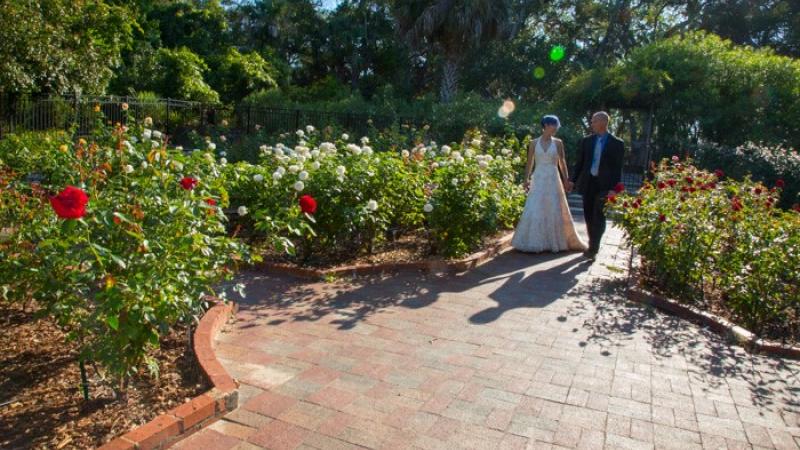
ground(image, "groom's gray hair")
xmin=592 ymin=111 xmax=610 ymax=123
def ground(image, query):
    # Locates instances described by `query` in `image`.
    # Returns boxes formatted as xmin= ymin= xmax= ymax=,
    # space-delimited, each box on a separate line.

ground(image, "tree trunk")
xmin=440 ymin=57 xmax=460 ymax=103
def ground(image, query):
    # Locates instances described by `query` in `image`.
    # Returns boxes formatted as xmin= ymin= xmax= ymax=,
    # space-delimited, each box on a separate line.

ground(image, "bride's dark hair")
xmin=541 ymin=115 xmax=561 ymax=129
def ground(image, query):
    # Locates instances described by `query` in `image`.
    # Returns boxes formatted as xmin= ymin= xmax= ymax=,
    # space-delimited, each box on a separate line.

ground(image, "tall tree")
xmin=0 ymin=0 xmax=135 ymax=94
xmin=391 ymin=0 xmax=519 ymax=103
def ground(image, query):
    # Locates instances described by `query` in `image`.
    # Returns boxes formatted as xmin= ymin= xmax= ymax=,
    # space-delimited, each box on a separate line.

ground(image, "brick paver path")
xmin=175 ymin=222 xmax=800 ymax=450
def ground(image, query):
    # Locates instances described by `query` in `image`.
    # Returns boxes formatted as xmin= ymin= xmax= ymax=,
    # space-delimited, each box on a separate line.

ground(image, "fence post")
xmin=165 ymin=98 xmax=171 ymax=134
xmin=73 ymin=93 xmax=80 ymax=134
xmin=294 ymin=109 xmax=300 ymax=131
xmin=247 ymin=104 xmax=252 ymax=134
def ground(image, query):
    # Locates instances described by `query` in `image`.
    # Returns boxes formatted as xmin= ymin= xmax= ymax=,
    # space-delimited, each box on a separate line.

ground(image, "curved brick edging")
xmin=98 ymin=301 xmax=239 ymax=450
xmin=626 ymin=275 xmax=800 ymax=360
xmin=251 ymin=232 xmax=515 ymax=279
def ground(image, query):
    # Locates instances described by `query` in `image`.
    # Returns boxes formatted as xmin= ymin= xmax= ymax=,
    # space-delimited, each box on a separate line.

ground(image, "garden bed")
xmin=252 ymin=229 xmax=514 ymax=277
xmin=0 ymin=303 xmax=209 ymax=449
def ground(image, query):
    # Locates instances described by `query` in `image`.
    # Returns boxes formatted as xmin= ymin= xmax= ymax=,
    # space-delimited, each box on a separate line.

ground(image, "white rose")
xmin=220 ymin=135 xmax=227 ymax=142
xmin=276 ymin=166 xmax=286 ymax=175
xmin=341 ymin=133 xmax=349 ymax=141
xmin=361 ymin=136 xmax=370 ymax=145
xmin=455 ymin=156 xmax=465 ymax=164
xmin=288 ymin=165 xmax=300 ymax=173
xmin=513 ymin=156 xmax=521 ymax=164
xmin=259 ymin=144 xmax=268 ymax=153
xmin=175 ymin=146 xmax=183 ymax=152
xmin=208 ymin=142 xmax=217 ymax=150
xmin=253 ymin=174 xmax=264 ymax=183
xmin=478 ymin=160 xmax=489 ymax=169
xmin=465 ymin=149 xmax=475 ymax=158
xmin=336 ymin=165 xmax=346 ymax=176
xmin=423 ymin=203 xmax=434 ymax=213
xmin=366 ymin=200 xmax=378 ymax=211
xmin=362 ymin=146 xmax=373 ymax=156
xmin=311 ymin=161 xmax=321 ymax=170
xmin=141 ymin=161 xmax=149 ymax=169
xmin=152 ymin=130 xmax=162 ymax=140
xmin=151 ymin=140 xmax=160 ymax=148
xmin=123 ymin=164 xmax=134 ymax=174
xmin=451 ymin=151 xmax=461 ymax=159
xmin=298 ymin=171 xmax=309 ymax=181
xmin=144 ymin=117 xmax=153 ymax=126
xmin=441 ymin=145 xmax=451 ymax=154
xmin=452 ymin=178 xmax=459 ymax=186
xmin=501 ymin=148 xmax=511 ymax=155
xmin=143 ymin=129 xmax=152 ymax=140
xmin=401 ymin=150 xmax=410 ymax=158
xmin=172 ymin=161 xmax=184 ymax=171
xmin=274 ymin=148 xmax=284 ymax=156
xmin=294 ymin=181 xmax=305 ymax=191
xmin=220 ymin=158 xmax=228 ymax=165
xmin=296 ymin=129 xmax=305 ymax=137
xmin=273 ymin=171 xmax=283 ymax=180
xmin=431 ymin=162 xmax=439 ymax=169
xmin=237 ymin=206 xmax=248 ymax=216
xmin=311 ymin=149 xmax=320 ymax=158
xmin=306 ymin=125 xmax=315 ymax=133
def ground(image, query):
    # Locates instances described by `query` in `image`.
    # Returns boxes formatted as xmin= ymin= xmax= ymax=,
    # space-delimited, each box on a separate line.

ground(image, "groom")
xmin=567 ymin=111 xmax=625 ymax=260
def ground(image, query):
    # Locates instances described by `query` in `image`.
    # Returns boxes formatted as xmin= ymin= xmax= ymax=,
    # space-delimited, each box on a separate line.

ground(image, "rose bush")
xmin=224 ymin=127 xmax=527 ymax=262
xmin=0 ymin=113 xmax=253 ymax=388
xmin=608 ymin=158 xmax=800 ymax=338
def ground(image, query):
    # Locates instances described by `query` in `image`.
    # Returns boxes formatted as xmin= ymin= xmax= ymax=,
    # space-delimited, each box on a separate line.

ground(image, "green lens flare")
xmin=533 ymin=67 xmax=546 ymax=79
xmin=549 ymin=46 xmax=566 ymax=62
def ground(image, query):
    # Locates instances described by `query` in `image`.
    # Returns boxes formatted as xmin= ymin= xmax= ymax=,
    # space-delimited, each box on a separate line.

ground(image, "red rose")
xmin=205 ymin=198 xmax=217 ymax=206
xmin=632 ymin=202 xmax=640 ymax=209
xmin=607 ymin=194 xmax=617 ymax=203
xmin=50 ymin=186 xmax=89 ymax=219
xmin=622 ymin=201 xmax=629 ymax=208
xmin=667 ymin=179 xmax=677 ymax=187
xmin=180 ymin=177 xmax=198 ymax=190
xmin=731 ymin=196 xmax=743 ymax=212
xmin=688 ymin=186 xmax=697 ymax=193
xmin=776 ymin=179 xmax=785 ymax=188
xmin=614 ymin=182 xmax=625 ymax=193
xmin=685 ymin=176 xmax=694 ymax=184
xmin=754 ymin=187 xmax=762 ymax=195
xmin=113 ymin=215 xmax=122 ymax=225
xmin=714 ymin=169 xmax=724 ymax=178
xmin=299 ymin=195 xmax=317 ymax=214
xmin=658 ymin=214 xmax=666 ymax=222
xmin=707 ymin=182 xmax=716 ymax=189
xmin=657 ymin=181 xmax=667 ymax=190
xmin=793 ymin=204 xmax=800 ymax=213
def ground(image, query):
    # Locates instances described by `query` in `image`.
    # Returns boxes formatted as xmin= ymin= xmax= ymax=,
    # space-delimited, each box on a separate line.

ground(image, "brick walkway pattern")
xmin=174 ymin=223 xmax=800 ymax=450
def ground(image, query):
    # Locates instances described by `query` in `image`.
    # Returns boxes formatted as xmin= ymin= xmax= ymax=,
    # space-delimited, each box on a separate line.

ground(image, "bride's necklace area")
xmin=539 ymin=135 xmax=553 ymax=153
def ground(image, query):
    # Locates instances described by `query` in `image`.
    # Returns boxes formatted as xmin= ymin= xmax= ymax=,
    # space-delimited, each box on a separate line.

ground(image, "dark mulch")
xmin=637 ymin=267 xmax=799 ymax=346
xmin=0 ymin=304 xmax=210 ymax=449
xmin=257 ymin=229 xmax=509 ymax=270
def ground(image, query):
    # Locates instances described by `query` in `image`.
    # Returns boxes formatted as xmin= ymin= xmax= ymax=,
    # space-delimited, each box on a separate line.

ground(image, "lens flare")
xmin=498 ymin=100 xmax=516 ymax=118
xmin=549 ymin=46 xmax=566 ymax=62
xmin=533 ymin=67 xmax=546 ymax=79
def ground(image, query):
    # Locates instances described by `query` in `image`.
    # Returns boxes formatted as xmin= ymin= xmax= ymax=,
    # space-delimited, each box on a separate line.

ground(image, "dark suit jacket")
xmin=570 ymin=133 xmax=625 ymax=196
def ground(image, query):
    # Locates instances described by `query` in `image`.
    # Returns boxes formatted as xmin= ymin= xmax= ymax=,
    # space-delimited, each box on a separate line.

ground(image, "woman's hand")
xmin=524 ymin=181 xmax=531 ymax=192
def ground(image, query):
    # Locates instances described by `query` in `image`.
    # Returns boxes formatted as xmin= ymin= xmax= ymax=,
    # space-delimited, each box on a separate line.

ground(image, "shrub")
xmin=694 ymin=141 xmax=800 ymax=208
xmin=0 ymin=112 xmax=252 ymax=387
xmin=608 ymin=158 xmax=800 ymax=338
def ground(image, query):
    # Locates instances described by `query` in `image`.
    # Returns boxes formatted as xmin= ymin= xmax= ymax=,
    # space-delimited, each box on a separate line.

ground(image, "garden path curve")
xmin=174 ymin=209 xmax=800 ymax=450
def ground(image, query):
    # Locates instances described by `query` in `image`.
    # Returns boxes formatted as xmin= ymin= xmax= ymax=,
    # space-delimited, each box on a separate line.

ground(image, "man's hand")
xmin=565 ymin=181 xmax=575 ymax=193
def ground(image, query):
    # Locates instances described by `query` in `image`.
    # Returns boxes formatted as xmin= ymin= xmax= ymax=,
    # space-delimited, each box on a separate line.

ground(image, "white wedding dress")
xmin=512 ymin=138 xmax=587 ymax=253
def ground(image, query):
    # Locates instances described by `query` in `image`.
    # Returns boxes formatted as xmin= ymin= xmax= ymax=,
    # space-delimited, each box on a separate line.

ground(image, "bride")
xmin=512 ymin=115 xmax=587 ymax=253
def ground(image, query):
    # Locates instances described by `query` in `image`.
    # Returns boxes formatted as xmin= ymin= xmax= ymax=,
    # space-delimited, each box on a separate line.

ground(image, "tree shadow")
xmin=567 ymin=277 xmax=800 ymax=411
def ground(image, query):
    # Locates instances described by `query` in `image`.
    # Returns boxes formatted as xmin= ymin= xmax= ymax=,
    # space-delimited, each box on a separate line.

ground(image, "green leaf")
xmin=107 ymin=315 xmax=119 ymax=330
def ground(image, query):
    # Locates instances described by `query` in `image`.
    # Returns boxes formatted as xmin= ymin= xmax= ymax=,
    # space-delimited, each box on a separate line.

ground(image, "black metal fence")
xmin=0 ymin=93 xmax=647 ymax=188
xmin=0 ymin=93 xmax=427 ymax=143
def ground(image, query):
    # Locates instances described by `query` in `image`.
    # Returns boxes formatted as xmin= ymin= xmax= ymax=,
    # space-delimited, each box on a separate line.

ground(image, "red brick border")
xmin=626 ymin=275 xmax=800 ymax=360
xmin=98 ymin=300 xmax=239 ymax=450
xmin=251 ymin=232 xmax=515 ymax=279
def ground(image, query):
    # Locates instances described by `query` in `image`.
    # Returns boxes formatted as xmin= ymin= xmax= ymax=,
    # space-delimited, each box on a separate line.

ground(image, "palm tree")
xmin=392 ymin=0 xmax=518 ymax=103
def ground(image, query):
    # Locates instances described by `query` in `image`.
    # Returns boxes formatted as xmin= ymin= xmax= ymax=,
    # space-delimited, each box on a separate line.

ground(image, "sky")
xmin=320 ymin=0 xmax=341 ymax=10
